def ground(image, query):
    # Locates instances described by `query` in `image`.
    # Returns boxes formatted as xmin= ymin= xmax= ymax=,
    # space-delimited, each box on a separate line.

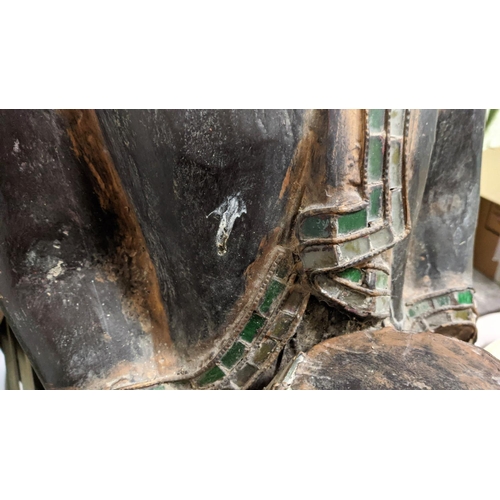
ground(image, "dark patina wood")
xmin=270 ymin=328 xmax=500 ymax=390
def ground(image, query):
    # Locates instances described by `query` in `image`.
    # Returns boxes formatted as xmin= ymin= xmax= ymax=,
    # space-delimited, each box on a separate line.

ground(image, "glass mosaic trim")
xmin=297 ymin=110 xmax=408 ymax=275
xmin=405 ymin=288 xmax=476 ymax=332
xmin=190 ymin=248 xmax=309 ymax=389
xmin=314 ymin=266 xmax=391 ymax=318
xmin=301 ymin=226 xmax=395 ymax=272
xmin=193 ymin=290 xmax=309 ymax=389
xmin=138 ymin=111 xmax=415 ymax=389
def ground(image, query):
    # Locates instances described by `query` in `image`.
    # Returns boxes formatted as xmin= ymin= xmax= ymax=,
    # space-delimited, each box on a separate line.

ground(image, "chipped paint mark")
xmin=13 ymin=139 xmax=20 ymax=153
xmin=282 ymin=353 xmax=305 ymax=387
xmin=208 ymin=194 xmax=247 ymax=256
xmin=47 ymin=260 xmax=64 ymax=280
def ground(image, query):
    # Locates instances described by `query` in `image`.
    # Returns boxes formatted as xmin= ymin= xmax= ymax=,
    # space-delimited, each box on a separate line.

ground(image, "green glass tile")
xmin=370 ymin=227 xmax=393 ymax=249
xmin=338 ymin=286 xmax=368 ymax=308
xmin=368 ymin=136 xmax=384 ymax=182
xmin=427 ymin=312 xmax=451 ymax=329
xmin=408 ymin=300 xmax=432 ymax=319
xmin=315 ymin=275 xmax=341 ymax=299
xmin=457 ymin=290 xmax=473 ymax=304
xmin=338 ymin=237 xmax=370 ymax=261
xmin=282 ymin=290 xmax=303 ymax=315
xmin=301 ymin=247 xmax=338 ymax=270
xmin=391 ymin=189 xmax=404 ymax=236
xmin=252 ymin=339 xmax=276 ymax=365
xmin=390 ymin=109 xmax=405 ymax=137
xmin=338 ymin=209 xmax=367 ymax=234
xmin=389 ymin=140 xmax=402 ymax=188
xmin=415 ymin=300 xmax=432 ymax=316
xmin=369 ymin=109 xmax=385 ymax=133
xmin=221 ymin=341 xmax=246 ymax=369
xmin=300 ymin=216 xmax=331 ymax=239
xmin=454 ymin=309 xmax=470 ymax=321
xmin=260 ymin=279 xmax=286 ymax=314
xmin=232 ymin=364 xmax=258 ymax=388
xmin=390 ymin=140 xmax=401 ymax=165
xmin=240 ymin=314 xmax=266 ymax=343
xmin=375 ymin=295 xmax=390 ymax=314
xmin=376 ymin=271 xmax=389 ymax=289
xmin=433 ymin=294 xmax=451 ymax=308
xmin=197 ymin=365 xmax=225 ymax=387
xmin=369 ymin=186 xmax=383 ymax=221
xmin=338 ymin=267 xmax=363 ymax=283
xmin=268 ymin=315 xmax=293 ymax=339
xmin=275 ymin=258 xmax=290 ymax=279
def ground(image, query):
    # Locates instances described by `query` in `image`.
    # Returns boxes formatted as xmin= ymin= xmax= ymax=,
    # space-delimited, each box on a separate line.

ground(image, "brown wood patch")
xmin=58 ymin=110 xmax=172 ymax=353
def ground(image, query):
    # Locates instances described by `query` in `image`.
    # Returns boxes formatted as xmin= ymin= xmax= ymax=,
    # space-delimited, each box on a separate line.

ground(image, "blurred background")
xmin=473 ymin=109 xmax=500 ymax=357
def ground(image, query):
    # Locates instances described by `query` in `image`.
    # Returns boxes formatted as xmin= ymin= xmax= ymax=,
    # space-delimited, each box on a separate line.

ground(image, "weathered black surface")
xmin=0 ymin=110 xmax=487 ymax=389
xmin=0 ymin=110 xmax=150 ymax=388
xmin=403 ymin=110 xmax=484 ymax=300
xmin=390 ymin=110 xmax=438 ymax=324
xmin=96 ymin=110 xmax=306 ymax=352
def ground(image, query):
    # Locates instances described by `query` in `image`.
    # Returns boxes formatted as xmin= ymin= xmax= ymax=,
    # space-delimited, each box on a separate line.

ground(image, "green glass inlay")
xmin=428 ymin=312 xmax=451 ymax=329
xmin=376 ymin=271 xmax=389 ymax=289
xmin=260 ymin=280 xmax=286 ymax=314
xmin=338 ymin=267 xmax=363 ymax=283
xmin=252 ymin=339 xmax=276 ymax=365
xmin=221 ymin=341 xmax=246 ymax=369
xmin=434 ymin=294 xmax=451 ymax=308
xmin=376 ymin=295 xmax=390 ymax=314
xmin=301 ymin=247 xmax=338 ymax=270
xmin=389 ymin=143 xmax=402 ymax=188
xmin=369 ymin=109 xmax=385 ymax=132
xmin=414 ymin=300 xmax=431 ymax=316
xmin=283 ymin=290 xmax=303 ymax=315
xmin=391 ymin=189 xmax=404 ymax=236
xmin=301 ymin=216 xmax=331 ymax=239
xmin=369 ymin=186 xmax=383 ymax=220
xmin=339 ymin=286 xmax=369 ymax=308
xmin=338 ymin=209 xmax=367 ymax=234
xmin=390 ymin=109 xmax=405 ymax=136
xmin=338 ymin=237 xmax=370 ymax=260
xmin=268 ymin=315 xmax=293 ymax=339
xmin=457 ymin=290 xmax=473 ymax=304
xmin=240 ymin=314 xmax=266 ymax=343
xmin=370 ymin=227 xmax=393 ymax=249
xmin=408 ymin=299 xmax=432 ymax=319
xmin=391 ymin=140 xmax=401 ymax=165
xmin=197 ymin=365 xmax=225 ymax=387
xmin=368 ymin=136 xmax=383 ymax=182
xmin=455 ymin=309 xmax=470 ymax=321
xmin=233 ymin=364 xmax=258 ymax=387
xmin=275 ymin=258 xmax=289 ymax=279
xmin=316 ymin=276 xmax=340 ymax=299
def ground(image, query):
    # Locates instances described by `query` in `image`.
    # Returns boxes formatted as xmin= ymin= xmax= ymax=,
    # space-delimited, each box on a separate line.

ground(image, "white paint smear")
xmin=208 ymin=194 xmax=247 ymax=256
xmin=47 ymin=260 xmax=64 ymax=280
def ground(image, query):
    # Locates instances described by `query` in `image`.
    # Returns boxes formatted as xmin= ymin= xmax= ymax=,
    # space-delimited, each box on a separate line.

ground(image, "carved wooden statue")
xmin=1 ymin=109 xmax=500 ymax=389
